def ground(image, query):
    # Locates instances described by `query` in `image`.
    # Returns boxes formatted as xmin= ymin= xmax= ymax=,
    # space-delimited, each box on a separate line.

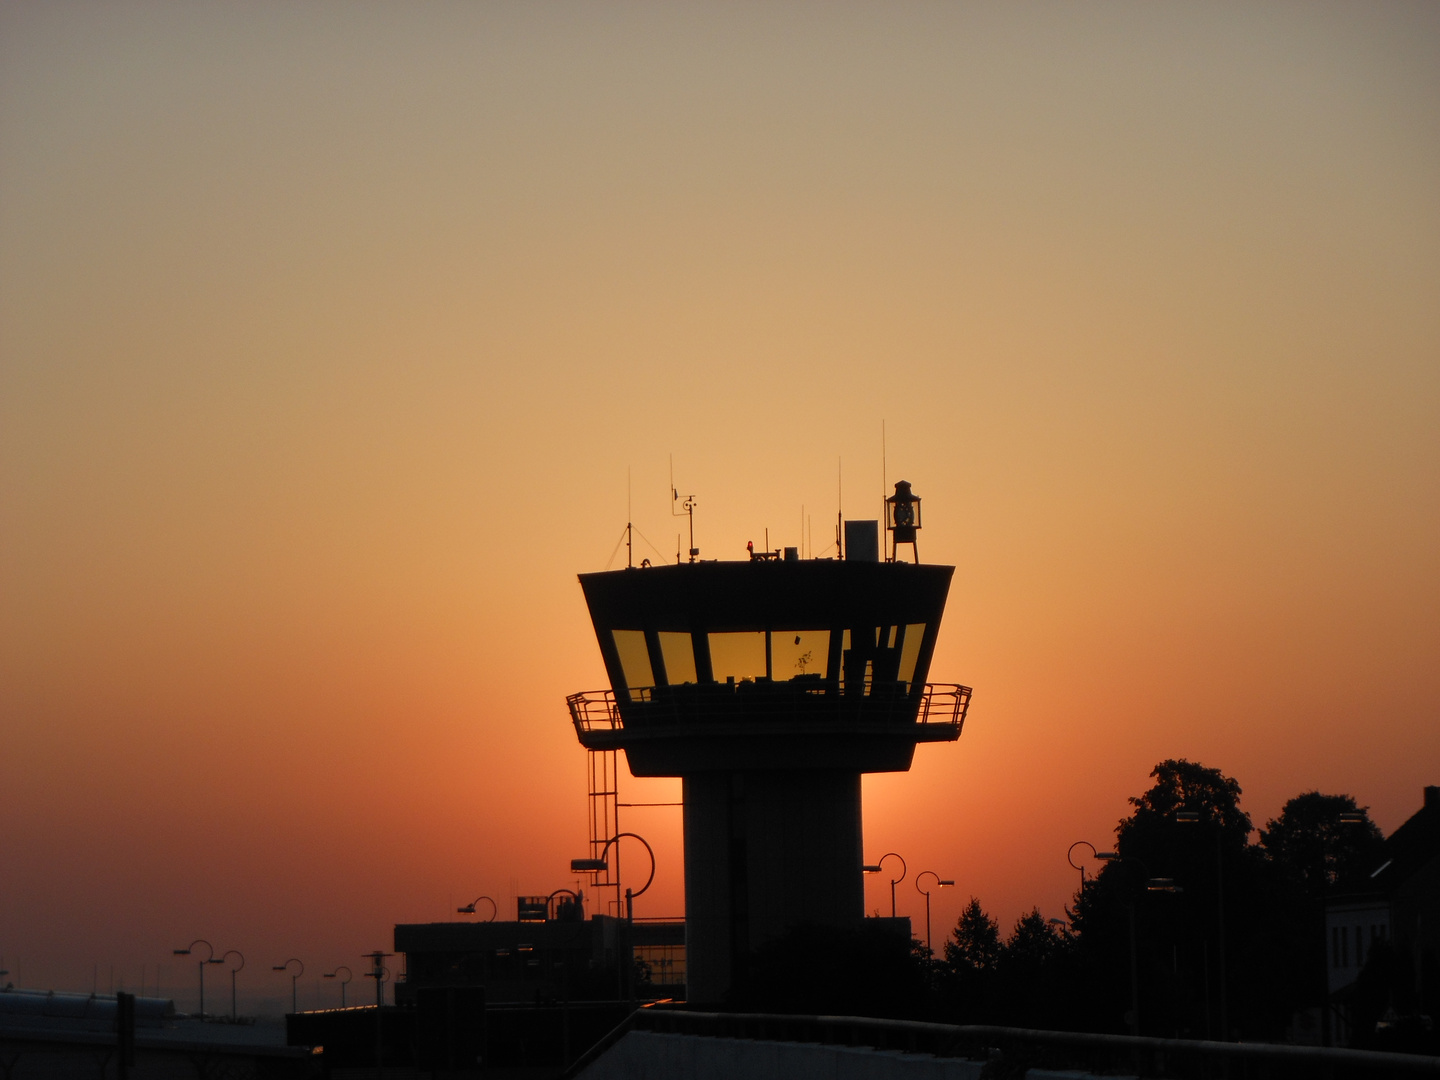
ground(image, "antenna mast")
xmin=670 ymin=455 xmax=698 ymax=563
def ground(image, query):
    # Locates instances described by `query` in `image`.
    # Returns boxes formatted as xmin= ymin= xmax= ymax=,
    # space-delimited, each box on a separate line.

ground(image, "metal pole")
xmin=1216 ymin=830 xmax=1227 ymax=1039
xmin=925 ymin=890 xmax=932 ymax=954
xmin=1128 ymin=903 xmax=1141 ymax=1037
xmin=198 ymin=960 xmax=205 ymax=1020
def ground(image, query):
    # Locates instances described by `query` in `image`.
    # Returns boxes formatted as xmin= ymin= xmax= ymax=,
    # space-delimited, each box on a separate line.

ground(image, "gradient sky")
xmin=2 ymin=1 xmax=1437 ymax=1010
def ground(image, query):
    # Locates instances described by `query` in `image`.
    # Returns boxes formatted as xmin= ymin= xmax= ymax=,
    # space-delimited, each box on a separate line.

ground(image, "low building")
xmin=1326 ymin=785 xmax=1440 ymax=1046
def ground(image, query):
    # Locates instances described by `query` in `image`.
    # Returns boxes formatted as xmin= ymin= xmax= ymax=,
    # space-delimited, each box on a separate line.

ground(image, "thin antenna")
xmin=882 ymin=420 xmax=888 ymax=562
xmin=837 ymin=457 xmax=843 ymax=560
xmin=627 ymin=468 xmax=633 ymax=569
xmin=669 ymin=454 xmax=697 ymax=562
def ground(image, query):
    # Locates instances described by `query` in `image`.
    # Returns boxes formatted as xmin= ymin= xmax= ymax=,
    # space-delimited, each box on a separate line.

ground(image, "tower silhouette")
xmin=567 ymin=514 xmax=969 ymax=1002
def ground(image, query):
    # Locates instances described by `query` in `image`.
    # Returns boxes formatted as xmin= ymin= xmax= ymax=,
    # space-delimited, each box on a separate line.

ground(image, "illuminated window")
xmin=708 ymin=632 xmax=766 ymax=683
xmin=658 ymin=632 xmax=697 ymax=684
xmin=611 ymin=630 xmax=653 ymax=700
xmin=897 ymin=623 xmax=927 ymax=689
xmin=771 ymin=630 xmax=829 ymax=680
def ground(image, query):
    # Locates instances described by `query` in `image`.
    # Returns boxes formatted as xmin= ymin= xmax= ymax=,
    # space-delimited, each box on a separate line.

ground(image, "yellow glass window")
xmin=658 ymin=631 xmax=697 ymax=684
xmin=708 ymin=631 xmax=766 ymax=683
xmin=897 ymin=623 xmax=926 ymax=689
xmin=611 ymin=630 xmax=653 ymax=699
xmin=771 ymin=630 xmax=830 ymax=680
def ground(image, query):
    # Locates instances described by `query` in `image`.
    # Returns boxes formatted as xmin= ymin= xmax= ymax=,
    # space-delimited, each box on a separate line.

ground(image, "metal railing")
xmin=567 ymin=682 xmax=970 ymax=736
xmin=564 ymin=1008 xmax=1440 ymax=1080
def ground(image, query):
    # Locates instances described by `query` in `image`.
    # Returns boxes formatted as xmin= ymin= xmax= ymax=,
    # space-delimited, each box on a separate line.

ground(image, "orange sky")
xmin=1 ymin=2 xmax=1437 ymax=1010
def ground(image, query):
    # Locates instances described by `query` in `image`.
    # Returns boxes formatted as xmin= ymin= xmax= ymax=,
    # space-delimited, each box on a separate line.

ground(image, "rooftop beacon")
xmin=566 ymin=480 xmax=972 ymax=1003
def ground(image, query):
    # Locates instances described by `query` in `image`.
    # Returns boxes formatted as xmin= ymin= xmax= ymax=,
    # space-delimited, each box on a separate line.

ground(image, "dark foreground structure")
xmin=570 ymin=1008 xmax=1440 ymax=1080
xmin=568 ymin=504 xmax=971 ymax=1003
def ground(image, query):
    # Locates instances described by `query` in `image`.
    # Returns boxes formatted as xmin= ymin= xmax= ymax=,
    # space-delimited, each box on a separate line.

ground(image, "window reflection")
xmin=771 ymin=630 xmax=829 ymax=680
xmin=708 ymin=631 xmax=766 ymax=683
xmin=611 ymin=629 xmax=653 ymax=700
xmin=898 ymin=623 xmax=926 ymax=689
xmin=658 ymin=631 xmax=697 ymax=685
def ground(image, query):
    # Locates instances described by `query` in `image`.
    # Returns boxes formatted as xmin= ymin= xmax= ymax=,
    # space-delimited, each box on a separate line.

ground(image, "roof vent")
xmin=1425 ymin=785 xmax=1439 ymax=810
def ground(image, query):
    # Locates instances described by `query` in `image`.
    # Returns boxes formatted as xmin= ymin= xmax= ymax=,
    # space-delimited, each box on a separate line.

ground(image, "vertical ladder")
xmin=587 ymin=749 xmax=623 ymax=917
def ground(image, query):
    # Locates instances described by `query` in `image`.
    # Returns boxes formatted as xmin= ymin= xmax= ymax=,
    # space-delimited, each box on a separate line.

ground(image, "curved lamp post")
xmin=546 ymin=888 xmax=582 ymax=920
xmin=362 ymin=952 xmax=392 ymax=1008
xmin=1067 ymin=840 xmax=1114 ymax=897
xmin=571 ymin=832 xmax=655 ymax=921
xmin=914 ymin=872 xmax=954 ymax=954
xmin=456 ymin=896 xmax=498 ymax=920
xmin=863 ymin=852 xmax=907 ymax=919
xmin=172 ymin=939 xmax=218 ymax=1020
xmin=323 ymin=966 xmax=353 ymax=1008
xmin=272 ymin=958 xmax=304 ymax=1014
xmin=221 ymin=950 xmax=244 ymax=1021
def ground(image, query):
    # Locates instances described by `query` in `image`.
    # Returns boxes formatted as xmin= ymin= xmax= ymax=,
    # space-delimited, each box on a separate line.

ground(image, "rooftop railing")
xmin=567 ymin=682 xmax=970 ymax=737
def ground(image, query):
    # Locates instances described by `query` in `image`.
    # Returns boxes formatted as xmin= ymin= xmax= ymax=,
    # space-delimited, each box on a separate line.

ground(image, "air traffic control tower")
xmin=566 ymin=483 xmax=971 ymax=1003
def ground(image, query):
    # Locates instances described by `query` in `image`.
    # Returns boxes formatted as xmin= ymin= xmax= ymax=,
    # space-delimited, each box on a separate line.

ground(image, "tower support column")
xmin=682 ymin=770 xmax=864 ymax=1004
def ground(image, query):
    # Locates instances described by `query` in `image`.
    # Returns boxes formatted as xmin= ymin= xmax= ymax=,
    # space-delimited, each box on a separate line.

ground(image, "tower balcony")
xmin=566 ymin=680 xmax=970 ymax=775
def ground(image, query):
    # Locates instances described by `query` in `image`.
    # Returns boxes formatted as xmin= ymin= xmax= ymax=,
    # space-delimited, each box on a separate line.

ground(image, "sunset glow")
xmin=1 ymin=2 xmax=1436 ymax=1010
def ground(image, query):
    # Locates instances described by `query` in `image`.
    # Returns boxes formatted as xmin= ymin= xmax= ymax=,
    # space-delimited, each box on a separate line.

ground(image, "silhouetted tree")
xmin=1072 ymin=759 xmax=1286 ymax=1039
xmin=1260 ymin=792 xmax=1384 ymax=901
xmin=941 ymin=897 xmax=1002 ymax=1022
xmin=996 ymin=908 xmax=1069 ymax=1028
xmin=946 ymin=896 xmax=1002 ymax=972
xmin=1259 ymin=792 xmax=1386 ymax=1030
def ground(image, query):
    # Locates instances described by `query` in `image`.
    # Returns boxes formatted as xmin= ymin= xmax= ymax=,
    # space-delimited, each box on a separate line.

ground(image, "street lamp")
xmin=1099 ymin=852 xmax=1183 ymax=1037
xmin=220 ymin=951 xmax=244 ymax=1021
xmin=546 ymin=888 xmax=582 ymax=920
xmin=570 ymin=832 xmax=655 ymax=921
xmin=361 ymin=951 xmax=392 ymax=1008
xmin=271 ymin=959 xmax=304 ymax=1015
xmin=456 ymin=895 xmax=498 ymax=920
xmin=914 ymin=872 xmax=953 ymax=955
xmin=1067 ymin=841 xmax=1114 ymax=896
xmin=1177 ymin=808 xmax=1228 ymax=1039
xmin=323 ymin=966 xmax=353 ymax=1008
xmin=172 ymin=939 xmax=218 ymax=1020
xmin=863 ymin=852 xmax=907 ymax=918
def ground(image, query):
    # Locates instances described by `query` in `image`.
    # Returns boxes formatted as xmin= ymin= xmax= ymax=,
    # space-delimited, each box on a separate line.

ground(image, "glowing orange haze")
xmin=0 ymin=3 xmax=1436 ymax=1008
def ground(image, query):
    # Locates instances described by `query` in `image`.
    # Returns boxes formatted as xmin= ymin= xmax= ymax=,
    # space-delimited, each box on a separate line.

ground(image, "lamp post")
xmin=172 ymin=940 xmax=218 ymax=1020
xmin=323 ymin=966 xmax=353 ymax=1008
xmin=863 ymin=852 xmax=906 ymax=918
xmin=914 ymin=872 xmax=954 ymax=955
xmin=220 ymin=951 xmax=244 ymax=1021
xmin=1067 ymin=841 xmax=1113 ymax=897
xmin=456 ymin=896 xmax=498 ymax=920
xmin=272 ymin=959 xmax=304 ymax=1015
xmin=546 ymin=889 xmax=582 ymax=920
xmin=1176 ymin=808 xmax=1229 ymax=1039
xmin=362 ymin=952 xmax=392 ymax=1079
xmin=570 ymin=832 xmax=655 ymax=922
xmin=1097 ymin=852 xmax=1183 ymax=1037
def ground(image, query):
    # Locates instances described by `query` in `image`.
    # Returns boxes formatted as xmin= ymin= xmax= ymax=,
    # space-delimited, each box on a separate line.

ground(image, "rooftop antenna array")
xmin=670 ymin=455 xmax=698 ymax=564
